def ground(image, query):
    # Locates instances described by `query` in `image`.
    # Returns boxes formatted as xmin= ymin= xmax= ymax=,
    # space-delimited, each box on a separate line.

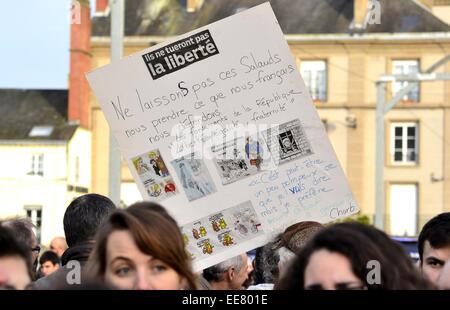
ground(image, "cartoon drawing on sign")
xmin=150 ymin=159 xmax=162 ymax=176
xmin=171 ymin=154 xmax=216 ymax=201
xmin=235 ymin=220 xmax=249 ymax=235
xmin=245 ymin=136 xmax=264 ymax=170
xmin=181 ymin=201 xmax=264 ymax=262
xmin=199 ymin=226 xmax=207 ymax=237
xmin=264 ymin=119 xmax=313 ymax=164
xmin=132 ymin=157 xmax=150 ymax=175
xmin=211 ymin=220 xmax=220 ymax=232
xmin=201 ymin=240 xmax=214 ymax=255
xmin=209 ymin=213 xmax=225 ymax=232
xmin=219 ymin=218 xmax=227 ymax=229
xmin=146 ymin=182 xmax=162 ymax=197
xmin=133 ymin=149 xmax=178 ymax=201
xmin=219 ymin=233 xmax=234 ymax=246
xmin=231 ymin=202 xmax=263 ymax=238
xmin=279 ymin=132 xmax=298 ymax=154
xmin=148 ymin=150 xmax=170 ymax=177
xmin=212 ymin=137 xmax=260 ymax=185
xmin=143 ymin=178 xmax=177 ymax=199
xmin=250 ymin=219 xmax=262 ymax=233
xmin=192 ymin=228 xmax=200 ymax=240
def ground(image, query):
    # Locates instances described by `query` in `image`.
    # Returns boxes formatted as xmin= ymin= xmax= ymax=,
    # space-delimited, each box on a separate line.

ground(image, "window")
xmin=392 ymin=60 xmax=419 ymax=101
xmin=25 ymin=206 xmax=42 ymax=243
xmin=389 ymin=184 xmax=418 ymax=236
xmin=300 ymin=60 xmax=327 ymax=102
xmin=28 ymin=154 xmax=44 ymax=176
xmin=28 ymin=126 xmax=53 ymax=137
xmin=390 ymin=123 xmax=418 ymax=165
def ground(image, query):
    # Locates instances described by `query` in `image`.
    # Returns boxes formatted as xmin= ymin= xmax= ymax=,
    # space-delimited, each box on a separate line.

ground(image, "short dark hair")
xmin=276 ymin=222 xmax=432 ymax=290
xmin=63 ymin=194 xmax=116 ymax=247
xmin=0 ymin=225 xmax=32 ymax=277
xmin=253 ymin=240 xmax=281 ymax=284
xmin=39 ymin=250 xmax=61 ymax=266
xmin=418 ymin=212 xmax=450 ymax=262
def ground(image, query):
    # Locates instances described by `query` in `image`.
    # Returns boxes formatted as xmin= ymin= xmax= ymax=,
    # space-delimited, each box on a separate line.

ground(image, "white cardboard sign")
xmin=87 ymin=3 xmax=359 ymax=271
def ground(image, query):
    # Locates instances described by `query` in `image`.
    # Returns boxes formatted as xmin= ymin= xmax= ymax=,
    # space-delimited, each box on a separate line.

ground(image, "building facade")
xmin=0 ymin=90 xmax=91 ymax=245
xmin=87 ymin=0 xmax=450 ymax=236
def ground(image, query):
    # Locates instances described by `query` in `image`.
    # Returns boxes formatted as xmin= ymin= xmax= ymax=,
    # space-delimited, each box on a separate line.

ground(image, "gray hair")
xmin=2 ymin=218 xmax=36 ymax=247
xmin=202 ymin=254 xmax=245 ymax=282
xmin=277 ymin=246 xmax=296 ymax=271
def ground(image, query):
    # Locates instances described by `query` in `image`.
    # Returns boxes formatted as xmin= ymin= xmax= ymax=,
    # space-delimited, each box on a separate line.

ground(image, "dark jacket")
xmin=30 ymin=242 xmax=94 ymax=290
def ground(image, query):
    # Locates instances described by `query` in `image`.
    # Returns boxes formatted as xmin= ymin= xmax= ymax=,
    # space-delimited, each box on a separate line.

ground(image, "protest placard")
xmin=87 ymin=2 xmax=359 ymax=271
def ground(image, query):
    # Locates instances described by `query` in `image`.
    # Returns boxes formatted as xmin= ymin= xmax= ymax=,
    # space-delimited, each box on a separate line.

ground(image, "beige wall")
xmin=67 ymin=128 xmax=92 ymax=190
xmin=316 ymin=107 xmax=446 ymax=232
xmin=384 ymin=109 xmax=445 ymax=230
xmin=0 ymin=144 xmax=68 ymax=244
xmin=316 ymin=109 xmax=349 ymax=172
xmin=432 ymin=5 xmax=450 ymax=25
xmin=444 ymin=108 xmax=450 ymax=213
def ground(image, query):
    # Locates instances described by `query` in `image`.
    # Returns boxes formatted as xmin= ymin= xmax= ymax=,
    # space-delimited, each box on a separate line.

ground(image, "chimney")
xmin=353 ymin=0 xmax=369 ymax=28
xmin=187 ymin=0 xmax=204 ymax=13
xmin=96 ymin=0 xmax=109 ymax=12
xmin=68 ymin=0 xmax=91 ymax=128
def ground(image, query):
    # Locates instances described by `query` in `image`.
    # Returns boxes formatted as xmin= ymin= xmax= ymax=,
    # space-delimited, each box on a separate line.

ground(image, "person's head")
xmin=2 ymin=218 xmax=39 ymax=272
xmin=253 ymin=241 xmax=280 ymax=285
xmin=437 ymin=260 xmax=450 ymax=290
xmin=281 ymin=137 xmax=293 ymax=150
xmin=0 ymin=225 xmax=32 ymax=289
xmin=64 ymin=194 xmax=116 ymax=247
xmin=39 ymin=251 xmax=60 ymax=277
xmin=276 ymin=222 xmax=432 ymax=290
xmin=278 ymin=221 xmax=324 ymax=275
xmin=88 ymin=202 xmax=196 ymax=290
xmin=281 ymin=221 xmax=324 ymax=254
xmin=253 ymin=221 xmax=324 ymax=285
xmin=50 ymin=237 xmax=68 ymax=257
xmin=277 ymin=246 xmax=296 ymax=276
xmin=418 ymin=212 xmax=450 ymax=285
xmin=203 ymin=254 xmax=249 ymax=290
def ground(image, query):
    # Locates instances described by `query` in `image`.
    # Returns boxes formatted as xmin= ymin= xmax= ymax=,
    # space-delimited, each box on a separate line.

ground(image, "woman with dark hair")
xmin=275 ymin=222 xmax=433 ymax=290
xmin=87 ymin=202 xmax=197 ymax=290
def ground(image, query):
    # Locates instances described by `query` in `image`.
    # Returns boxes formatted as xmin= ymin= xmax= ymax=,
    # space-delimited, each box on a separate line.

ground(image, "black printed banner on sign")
xmin=142 ymin=30 xmax=219 ymax=80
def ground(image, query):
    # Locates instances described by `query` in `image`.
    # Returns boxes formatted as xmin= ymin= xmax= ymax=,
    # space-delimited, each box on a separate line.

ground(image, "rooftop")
xmin=92 ymin=0 xmax=450 ymax=37
xmin=0 ymin=89 xmax=78 ymax=141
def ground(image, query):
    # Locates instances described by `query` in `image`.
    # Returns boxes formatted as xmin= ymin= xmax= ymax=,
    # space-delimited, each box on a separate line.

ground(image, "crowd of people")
xmin=1 ymin=193 xmax=450 ymax=290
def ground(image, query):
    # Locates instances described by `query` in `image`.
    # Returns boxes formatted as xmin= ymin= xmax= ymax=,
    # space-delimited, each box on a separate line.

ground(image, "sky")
xmin=0 ymin=0 xmax=96 ymax=90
